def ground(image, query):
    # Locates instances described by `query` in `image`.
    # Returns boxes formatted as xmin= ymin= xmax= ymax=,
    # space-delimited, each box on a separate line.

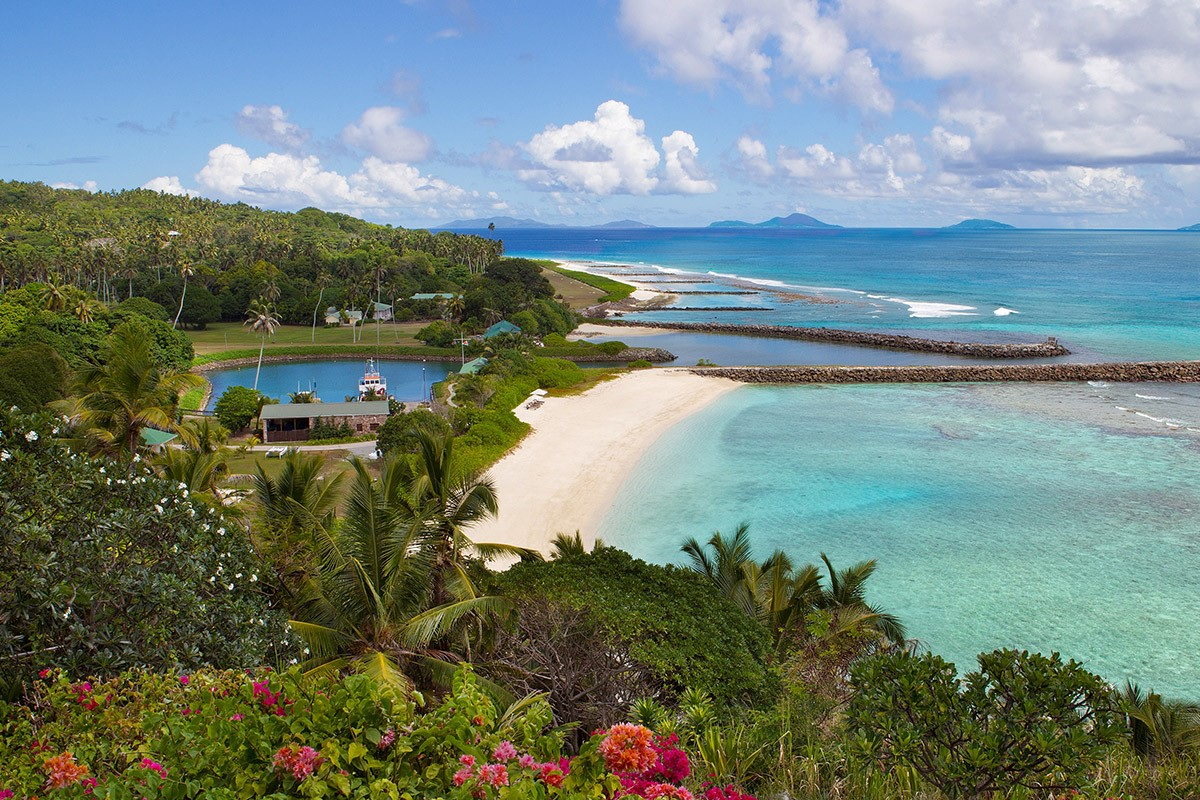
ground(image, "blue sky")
xmin=5 ymin=0 xmax=1200 ymax=228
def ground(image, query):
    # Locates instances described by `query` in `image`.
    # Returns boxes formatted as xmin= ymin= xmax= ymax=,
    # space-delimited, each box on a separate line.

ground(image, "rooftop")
xmin=260 ymin=400 xmax=391 ymax=420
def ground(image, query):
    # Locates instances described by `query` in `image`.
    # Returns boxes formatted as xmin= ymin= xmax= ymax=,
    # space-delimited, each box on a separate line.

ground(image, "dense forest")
xmin=0 ymin=180 xmax=541 ymax=328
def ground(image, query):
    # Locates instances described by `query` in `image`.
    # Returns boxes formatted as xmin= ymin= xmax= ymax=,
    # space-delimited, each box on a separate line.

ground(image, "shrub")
xmin=0 ymin=408 xmax=295 ymax=690
xmin=494 ymin=548 xmax=775 ymax=711
xmin=0 ymin=343 xmax=68 ymax=409
xmin=415 ymin=319 xmax=456 ymax=347
xmin=629 ymin=359 xmax=652 ymax=369
xmin=115 ymin=296 xmax=169 ymax=321
xmin=376 ymin=409 xmax=452 ymax=456
xmin=309 ymin=416 xmax=353 ymax=440
xmin=213 ymin=385 xmax=262 ymax=432
xmin=849 ymin=648 xmax=1121 ymax=798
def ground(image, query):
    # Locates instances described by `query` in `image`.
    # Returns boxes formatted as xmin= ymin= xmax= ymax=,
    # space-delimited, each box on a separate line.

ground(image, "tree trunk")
xmin=173 ymin=276 xmax=189 ymax=328
xmin=254 ymin=336 xmax=265 ymax=391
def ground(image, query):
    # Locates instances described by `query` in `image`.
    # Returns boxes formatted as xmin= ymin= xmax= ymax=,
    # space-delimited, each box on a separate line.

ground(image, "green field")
xmin=185 ymin=321 xmax=430 ymax=355
xmin=542 ymin=264 xmax=635 ymax=304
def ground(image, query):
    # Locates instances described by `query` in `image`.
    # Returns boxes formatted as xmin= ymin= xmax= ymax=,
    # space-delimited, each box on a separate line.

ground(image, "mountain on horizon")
xmin=944 ymin=218 xmax=1016 ymax=230
xmin=1178 ymin=223 xmax=1200 ymax=231
xmin=708 ymin=212 xmax=841 ymax=229
xmin=435 ymin=216 xmax=655 ymax=230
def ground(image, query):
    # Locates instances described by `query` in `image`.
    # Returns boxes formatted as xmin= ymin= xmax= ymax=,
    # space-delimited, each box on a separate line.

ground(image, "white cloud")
xmin=341 ymin=106 xmax=433 ymax=163
xmin=50 ymin=180 xmax=99 ymax=192
xmin=522 ymin=101 xmax=661 ymax=195
xmin=736 ymin=135 xmax=774 ymax=181
xmin=660 ymin=131 xmax=717 ymax=194
xmin=235 ymin=105 xmax=310 ymax=151
xmin=141 ymin=176 xmax=194 ymax=196
xmin=619 ymin=0 xmax=893 ymax=112
xmin=842 ymin=0 xmax=1200 ymax=167
xmin=192 ymin=144 xmax=475 ymax=218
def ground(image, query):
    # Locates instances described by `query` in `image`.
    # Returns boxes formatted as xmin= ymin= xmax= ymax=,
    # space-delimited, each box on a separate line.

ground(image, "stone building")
xmin=259 ymin=400 xmax=390 ymax=443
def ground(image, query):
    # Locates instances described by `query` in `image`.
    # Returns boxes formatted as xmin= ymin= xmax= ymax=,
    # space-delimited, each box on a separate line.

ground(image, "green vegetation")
xmin=191 ymin=343 xmax=458 ymax=366
xmin=213 ymin=385 xmax=265 ymax=432
xmin=544 ymin=263 xmax=636 ymax=303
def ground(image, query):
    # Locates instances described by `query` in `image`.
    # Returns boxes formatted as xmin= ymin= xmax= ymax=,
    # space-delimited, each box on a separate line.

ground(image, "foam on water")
xmin=599 ymin=383 xmax=1200 ymax=698
xmin=993 ymin=307 xmax=1020 ymax=316
xmin=887 ymin=297 xmax=980 ymax=318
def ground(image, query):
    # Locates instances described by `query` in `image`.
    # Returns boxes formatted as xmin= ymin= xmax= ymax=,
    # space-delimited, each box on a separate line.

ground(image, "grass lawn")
xmin=186 ymin=321 xmax=430 ymax=355
xmin=540 ymin=265 xmax=609 ymax=308
xmin=224 ymin=448 xmax=363 ymax=483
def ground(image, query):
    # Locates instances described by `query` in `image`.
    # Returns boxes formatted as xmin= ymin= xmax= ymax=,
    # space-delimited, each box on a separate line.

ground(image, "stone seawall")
xmin=689 ymin=361 xmax=1200 ymax=384
xmin=599 ymin=319 xmax=1071 ymax=358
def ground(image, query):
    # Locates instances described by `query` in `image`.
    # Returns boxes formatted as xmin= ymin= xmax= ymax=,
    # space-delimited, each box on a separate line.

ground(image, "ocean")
xmin=503 ymin=227 xmax=1200 ymax=697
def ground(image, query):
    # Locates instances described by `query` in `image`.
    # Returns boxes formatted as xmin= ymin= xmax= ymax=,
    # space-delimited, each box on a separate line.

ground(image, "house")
xmin=260 ymin=400 xmax=390 ymax=444
xmin=410 ymin=293 xmax=457 ymax=302
xmin=324 ymin=307 xmax=364 ymax=326
xmin=483 ymin=320 xmax=522 ymax=339
xmin=459 ymin=357 xmax=489 ymax=375
xmin=372 ymin=301 xmax=393 ymax=322
xmin=139 ymin=428 xmax=178 ymax=451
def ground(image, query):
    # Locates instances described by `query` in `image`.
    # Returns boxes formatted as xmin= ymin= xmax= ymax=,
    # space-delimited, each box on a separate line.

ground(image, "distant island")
xmin=1178 ymin=223 xmax=1200 ymax=232
xmin=435 ymin=216 xmax=656 ymax=230
xmin=709 ymin=212 xmax=841 ymax=229
xmin=943 ymin=218 xmax=1016 ymax=230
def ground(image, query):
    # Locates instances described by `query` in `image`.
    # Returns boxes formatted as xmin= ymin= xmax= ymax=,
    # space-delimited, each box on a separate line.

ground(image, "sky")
xmin=4 ymin=0 xmax=1200 ymax=229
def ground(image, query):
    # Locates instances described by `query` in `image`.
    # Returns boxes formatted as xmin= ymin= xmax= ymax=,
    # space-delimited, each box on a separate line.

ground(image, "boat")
xmin=358 ymin=359 xmax=388 ymax=401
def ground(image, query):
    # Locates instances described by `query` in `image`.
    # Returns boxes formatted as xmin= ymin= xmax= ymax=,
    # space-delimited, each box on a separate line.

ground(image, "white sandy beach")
xmin=471 ymin=369 xmax=740 ymax=555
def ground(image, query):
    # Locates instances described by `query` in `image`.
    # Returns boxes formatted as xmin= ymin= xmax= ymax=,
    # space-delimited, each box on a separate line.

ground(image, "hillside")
xmin=709 ymin=212 xmax=841 ymax=229
xmin=1178 ymin=223 xmax=1200 ymax=231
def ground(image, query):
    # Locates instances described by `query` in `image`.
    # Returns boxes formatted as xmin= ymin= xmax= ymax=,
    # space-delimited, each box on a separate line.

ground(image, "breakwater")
xmin=690 ymin=361 xmax=1200 ymax=384
xmin=598 ymin=319 xmax=1071 ymax=358
xmin=564 ymin=347 xmax=676 ymax=363
xmin=650 ymin=306 xmax=772 ymax=312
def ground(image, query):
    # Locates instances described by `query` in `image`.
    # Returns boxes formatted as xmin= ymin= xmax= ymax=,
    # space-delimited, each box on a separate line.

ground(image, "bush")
xmin=494 ymin=548 xmax=775 ymax=711
xmin=849 ymin=648 xmax=1121 ymax=798
xmin=0 ymin=343 xmax=68 ymax=409
xmin=115 ymin=296 xmax=169 ymax=321
xmin=0 ymin=408 xmax=295 ymax=690
xmin=415 ymin=319 xmax=456 ymax=347
xmin=213 ymin=385 xmax=262 ymax=432
xmin=376 ymin=409 xmax=453 ymax=455
xmin=629 ymin=359 xmax=652 ymax=369
xmin=310 ymin=416 xmax=353 ymax=440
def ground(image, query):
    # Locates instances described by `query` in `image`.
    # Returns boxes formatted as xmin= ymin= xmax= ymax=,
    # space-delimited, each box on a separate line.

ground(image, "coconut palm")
xmin=56 ymin=324 xmax=203 ymax=458
xmin=810 ymin=553 xmax=906 ymax=645
xmin=253 ymin=450 xmax=344 ymax=540
xmin=38 ymin=276 xmax=70 ymax=312
xmin=244 ymin=298 xmax=281 ymax=391
xmin=1121 ymin=681 xmax=1200 ymax=760
xmin=447 ymin=293 xmax=466 ymax=323
xmin=71 ymin=297 xmax=101 ymax=323
xmin=288 ymin=457 xmax=511 ymax=688
xmin=172 ymin=263 xmax=194 ymax=329
xmin=155 ymin=447 xmax=230 ymax=505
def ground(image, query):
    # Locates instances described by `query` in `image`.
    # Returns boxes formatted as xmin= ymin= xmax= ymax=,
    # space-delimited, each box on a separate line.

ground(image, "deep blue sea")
xmin=499 ymin=227 xmax=1200 ymax=697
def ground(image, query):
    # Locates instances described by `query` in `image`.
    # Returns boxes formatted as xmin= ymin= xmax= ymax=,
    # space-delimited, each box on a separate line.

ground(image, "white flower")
xmin=61 ymin=415 xmax=70 ymax=424
xmin=226 ymin=583 xmax=234 ymax=591
xmin=187 ymin=507 xmax=195 ymax=517
xmin=217 ymin=527 xmax=226 ymax=536
xmin=106 ymin=478 xmax=111 ymax=486
xmin=178 ymin=482 xmax=188 ymax=490
xmin=51 ymin=427 xmax=59 ymax=434
xmin=235 ymin=572 xmax=242 ymax=579
xmin=25 ymin=430 xmax=38 ymax=442
xmin=250 ymin=574 xmax=258 ymax=582
xmin=302 ymin=648 xmax=310 ymax=655
xmin=63 ymin=607 xmax=72 ymax=620
xmin=208 ymin=576 xmax=216 ymax=583
xmin=98 ymin=466 xmax=105 ymax=474
xmin=154 ymin=504 xmax=164 ymax=514
xmin=0 ymin=451 xmax=9 ymax=461
xmin=133 ymin=454 xmax=140 ymax=462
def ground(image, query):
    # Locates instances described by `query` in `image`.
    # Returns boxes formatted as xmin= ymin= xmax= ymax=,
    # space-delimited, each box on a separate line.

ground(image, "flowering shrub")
xmin=0 ymin=408 xmax=296 ymax=687
xmin=0 ymin=668 xmax=752 ymax=800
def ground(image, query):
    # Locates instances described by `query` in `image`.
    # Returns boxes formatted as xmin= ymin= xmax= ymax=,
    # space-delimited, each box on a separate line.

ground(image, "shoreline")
xmin=471 ymin=369 xmax=740 ymax=556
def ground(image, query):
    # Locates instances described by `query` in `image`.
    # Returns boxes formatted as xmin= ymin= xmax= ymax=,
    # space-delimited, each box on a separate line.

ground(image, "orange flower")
xmin=598 ymin=724 xmax=657 ymax=774
xmin=42 ymin=752 xmax=90 ymax=789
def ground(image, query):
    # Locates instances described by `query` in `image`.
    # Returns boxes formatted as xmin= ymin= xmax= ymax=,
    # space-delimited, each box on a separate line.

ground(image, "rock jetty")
xmin=566 ymin=347 xmax=675 ymax=363
xmin=690 ymin=361 xmax=1200 ymax=384
xmin=598 ymin=319 xmax=1071 ymax=358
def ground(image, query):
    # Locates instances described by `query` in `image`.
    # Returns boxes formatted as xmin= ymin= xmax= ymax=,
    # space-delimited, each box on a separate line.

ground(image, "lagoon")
xmin=203 ymin=359 xmax=458 ymax=408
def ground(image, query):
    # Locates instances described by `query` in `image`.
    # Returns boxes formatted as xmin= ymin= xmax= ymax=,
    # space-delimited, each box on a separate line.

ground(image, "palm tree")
xmin=121 ymin=265 xmax=139 ymax=300
xmin=288 ymin=457 xmax=511 ymax=689
xmin=263 ymin=279 xmax=281 ymax=303
xmin=56 ymin=324 xmax=203 ymax=458
xmin=71 ymin=297 xmax=101 ymax=323
xmin=155 ymin=447 xmax=230 ymax=505
xmin=244 ymin=299 xmax=281 ymax=391
xmin=811 ymin=553 xmax=906 ymax=645
xmin=407 ymin=431 xmax=501 ymax=606
xmin=311 ymin=271 xmax=331 ymax=343
xmin=447 ymin=293 xmax=466 ymax=323
xmin=253 ymin=450 xmax=344 ymax=541
xmin=1121 ymin=681 xmax=1200 ymax=760
xmin=172 ymin=263 xmax=194 ymax=329
xmin=38 ymin=276 xmax=70 ymax=312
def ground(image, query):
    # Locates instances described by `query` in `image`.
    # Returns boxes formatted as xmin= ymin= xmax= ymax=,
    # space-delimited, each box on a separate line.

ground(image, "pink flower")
xmin=378 ymin=727 xmax=397 ymax=751
xmin=38 ymin=669 xmax=51 ymax=679
xmin=478 ymin=763 xmax=509 ymax=787
xmin=599 ymin=724 xmax=657 ymax=774
xmin=703 ymin=785 xmax=756 ymax=800
xmin=179 ymin=675 xmax=190 ymax=686
xmin=459 ymin=754 xmax=476 ymax=767
xmin=492 ymin=740 xmax=517 ymax=761
xmin=229 ymin=714 xmax=245 ymax=721
xmin=452 ymin=766 xmax=473 ymax=786
xmin=139 ymin=758 xmax=168 ymax=777
xmin=518 ymin=754 xmax=537 ymax=769
xmin=0 ymin=789 xmax=15 ymax=799
xmin=273 ymin=745 xmax=323 ymax=782
xmin=639 ymin=784 xmax=694 ymax=800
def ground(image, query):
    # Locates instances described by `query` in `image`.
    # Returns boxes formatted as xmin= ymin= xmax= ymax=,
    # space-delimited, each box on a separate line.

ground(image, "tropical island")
xmin=2 ymin=181 xmax=1199 ymax=799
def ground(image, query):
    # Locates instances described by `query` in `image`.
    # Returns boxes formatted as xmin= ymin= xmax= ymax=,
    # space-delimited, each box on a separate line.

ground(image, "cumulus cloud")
xmin=735 ymin=136 xmax=774 ymax=181
xmin=141 ymin=176 xmax=194 ymax=196
xmin=235 ymin=105 xmax=310 ymax=151
xmin=341 ymin=106 xmax=434 ymax=163
xmin=660 ymin=131 xmax=717 ymax=194
xmin=619 ymin=0 xmax=893 ymax=111
xmin=192 ymin=144 xmax=474 ymax=218
xmin=522 ymin=101 xmax=662 ymax=194
xmin=841 ymin=0 xmax=1200 ymax=167
xmin=49 ymin=180 xmax=99 ymax=192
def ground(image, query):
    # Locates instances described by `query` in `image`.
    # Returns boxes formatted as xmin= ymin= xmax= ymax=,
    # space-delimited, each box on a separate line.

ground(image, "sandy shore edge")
xmin=472 ymin=368 xmax=741 ymax=556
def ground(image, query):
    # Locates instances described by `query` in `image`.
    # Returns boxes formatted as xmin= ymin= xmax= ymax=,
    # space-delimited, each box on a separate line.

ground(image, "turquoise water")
xmin=598 ymin=382 xmax=1200 ymax=697
xmin=503 ymin=228 xmax=1200 ymax=361
xmin=204 ymin=359 xmax=457 ymax=407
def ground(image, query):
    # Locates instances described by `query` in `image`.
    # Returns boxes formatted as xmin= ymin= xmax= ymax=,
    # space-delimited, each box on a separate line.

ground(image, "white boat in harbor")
xmin=358 ymin=359 xmax=388 ymax=400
